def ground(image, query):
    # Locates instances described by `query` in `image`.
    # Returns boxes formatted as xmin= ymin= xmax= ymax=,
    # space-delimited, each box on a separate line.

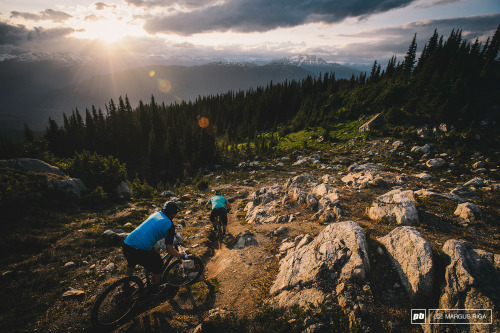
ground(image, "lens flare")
xmin=158 ymin=79 xmax=172 ymax=93
xmin=149 ymin=71 xmax=155 ymax=77
xmin=198 ymin=116 xmax=209 ymax=128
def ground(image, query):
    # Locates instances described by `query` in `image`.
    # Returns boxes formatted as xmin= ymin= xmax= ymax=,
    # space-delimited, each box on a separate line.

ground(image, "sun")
xmin=72 ymin=17 xmax=140 ymax=44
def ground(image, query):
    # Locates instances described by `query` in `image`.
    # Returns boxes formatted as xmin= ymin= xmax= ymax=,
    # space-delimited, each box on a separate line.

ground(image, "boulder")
xmin=0 ymin=158 xmax=65 ymax=176
xmin=426 ymin=158 xmax=446 ymax=168
xmin=234 ymin=231 xmax=258 ymax=249
xmin=454 ymin=202 xmax=482 ymax=221
xmin=411 ymin=144 xmax=433 ymax=155
xmin=341 ymin=171 xmax=384 ymax=188
xmin=368 ymin=189 xmax=419 ymax=225
xmin=415 ymin=172 xmax=433 ymax=180
xmin=113 ymin=181 xmax=132 ymax=200
xmin=358 ymin=113 xmax=384 ymax=132
xmin=427 ymin=240 xmax=500 ymax=330
xmin=414 ymin=189 xmax=466 ymax=202
xmin=270 ymin=221 xmax=370 ymax=297
xmin=378 ymin=227 xmax=434 ymax=302
xmin=463 ymin=177 xmax=485 ymax=187
xmin=285 ymin=173 xmax=317 ymax=189
xmin=56 ymin=178 xmax=83 ymax=197
xmin=347 ymin=163 xmax=384 ymax=172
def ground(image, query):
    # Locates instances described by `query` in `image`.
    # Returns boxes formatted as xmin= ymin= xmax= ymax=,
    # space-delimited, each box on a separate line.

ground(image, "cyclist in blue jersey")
xmin=205 ymin=190 xmax=231 ymax=235
xmin=122 ymin=201 xmax=188 ymax=292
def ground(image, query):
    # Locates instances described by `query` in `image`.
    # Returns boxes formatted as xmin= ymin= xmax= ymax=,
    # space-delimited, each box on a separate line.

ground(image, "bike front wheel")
xmin=90 ymin=276 xmax=144 ymax=329
xmin=163 ymin=255 xmax=204 ymax=287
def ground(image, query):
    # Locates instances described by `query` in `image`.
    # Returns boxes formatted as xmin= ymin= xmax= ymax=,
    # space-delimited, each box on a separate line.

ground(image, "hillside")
xmin=0 ymin=55 xmax=360 ymax=130
xmin=0 ymin=124 xmax=499 ymax=332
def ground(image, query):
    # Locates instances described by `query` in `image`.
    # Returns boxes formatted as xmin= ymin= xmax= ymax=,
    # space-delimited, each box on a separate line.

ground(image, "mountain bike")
xmin=214 ymin=208 xmax=230 ymax=249
xmin=215 ymin=214 xmax=224 ymax=249
xmin=90 ymin=233 xmax=204 ymax=330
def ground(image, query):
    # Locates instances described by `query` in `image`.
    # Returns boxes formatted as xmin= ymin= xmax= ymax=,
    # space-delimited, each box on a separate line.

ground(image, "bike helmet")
xmin=162 ymin=201 xmax=180 ymax=216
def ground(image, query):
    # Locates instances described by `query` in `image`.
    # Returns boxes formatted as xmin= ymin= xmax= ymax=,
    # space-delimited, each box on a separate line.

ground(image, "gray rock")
xmin=427 ymin=240 xmax=500 ymax=330
xmin=415 ymin=172 xmax=433 ymax=180
xmin=271 ymin=221 xmax=370 ymax=297
xmin=450 ymin=187 xmax=477 ymax=198
xmin=347 ymin=163 xmax=384 ymax=172
xmin=368 ymin=189 xmax=419 ymax=225
xmin=411 ymin=144 xmax=432 ymax=155
xmin=463 ymin=177 xmax=485 ymax=187
xmin=0 ymin=158 xmax=65 ymax=176
xmin=454 ymin=202 xmax=482 ymax=221
xmin=426 ymin=158 xmax=446 ymax=168
xmin=234 ymin=231 xmax=258 ymax=249
xmin=113 ymin=181 xmax=132 ymax=200
xmin=56 ymin=178 xmax=82 ymax=197
xmin=378 ymin=227 xmax=434 ymax=301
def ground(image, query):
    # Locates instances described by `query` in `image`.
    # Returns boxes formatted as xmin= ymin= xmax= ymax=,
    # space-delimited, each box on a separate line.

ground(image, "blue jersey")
xmin=207 ymin=195 xmax=228 ymax=210
xmin=124 ymin=211 xmax=174 ymax=250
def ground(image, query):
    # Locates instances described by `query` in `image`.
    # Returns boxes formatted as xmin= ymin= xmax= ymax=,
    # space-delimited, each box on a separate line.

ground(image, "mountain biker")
xmin=122 ymin=201 xmax=188 ymax=293
xmin=205 ymin=190 xmax=231 ymax=235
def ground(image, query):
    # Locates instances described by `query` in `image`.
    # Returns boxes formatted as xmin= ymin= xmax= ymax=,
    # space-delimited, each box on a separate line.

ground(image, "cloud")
xmin=10 ymin=9 xmax=73 ymax=23
xmin=415 ymin=0 xmax=460 ymax=9
xmin=85 ymin=14 xmax=102 ymax=22
xmin=125 ymin=0 xmax=218 ymax=9
xmin=95 ymin=2 xmax=117 ymax=10
xmin=0 ymin=22 xmax=74 ymax=47
xmin=336 ymin=13 xmax=500 ymax=65
xmin=0 ymin=22 xmax=28 ymax=45
xmin=143 ymin=0 xmax=416 ymax=35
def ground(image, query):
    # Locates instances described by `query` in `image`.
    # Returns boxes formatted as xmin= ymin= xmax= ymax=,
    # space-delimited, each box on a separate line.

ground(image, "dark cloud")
xmin=142 ymin=0 xmax=416 ymax=35
xmin=337 ymin=14 xmax=500 ymax=65
xmin=10 ymin=9 xmax=72 ymax=23
xmin=0 ymin=22 xmax=74 ymax=46
xmin=0 ymin=22 xmax=28 ymax=45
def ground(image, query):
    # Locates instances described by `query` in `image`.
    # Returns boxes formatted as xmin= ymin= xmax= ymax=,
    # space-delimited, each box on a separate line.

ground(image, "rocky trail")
xmin=1 ymin=134 xmax=500 ymax=333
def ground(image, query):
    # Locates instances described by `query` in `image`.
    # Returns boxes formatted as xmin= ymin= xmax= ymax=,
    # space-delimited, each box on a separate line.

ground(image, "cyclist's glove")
xmin=182 ymin=253 xmax=188 ymax=260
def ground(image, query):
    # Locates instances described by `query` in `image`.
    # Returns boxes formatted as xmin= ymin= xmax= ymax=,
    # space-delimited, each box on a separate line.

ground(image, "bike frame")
xmin=141 ymin=233 xmax=184 ymax=286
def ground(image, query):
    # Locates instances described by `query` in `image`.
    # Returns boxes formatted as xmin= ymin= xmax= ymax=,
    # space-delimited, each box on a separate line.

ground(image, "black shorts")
xmin=210 ymin=207 xmax=228 ymax=226
xmin=122 ymin=243 xmax=163 ymax=274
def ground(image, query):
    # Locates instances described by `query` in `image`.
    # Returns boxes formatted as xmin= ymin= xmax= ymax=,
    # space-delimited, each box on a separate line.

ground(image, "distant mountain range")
xmin=0 ymin=51 xmax=360 ymax=130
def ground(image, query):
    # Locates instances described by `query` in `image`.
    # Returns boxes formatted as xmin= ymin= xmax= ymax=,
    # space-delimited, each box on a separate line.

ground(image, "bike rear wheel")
xmin=163 ymin=255 xmax=204 ymax=287
xmin=90 ymin=276 xmax=144 ymax=329
xmin=217 ymin=216 xmax=223 ymax=249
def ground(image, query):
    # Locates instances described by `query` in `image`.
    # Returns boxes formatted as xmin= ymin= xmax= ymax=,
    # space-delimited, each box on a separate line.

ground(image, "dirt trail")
xmin=205 ymin=198 xmax=273 ymax=317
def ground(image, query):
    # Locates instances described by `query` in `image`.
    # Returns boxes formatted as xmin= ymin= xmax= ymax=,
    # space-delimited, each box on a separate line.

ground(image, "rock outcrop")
xmin=426 ymin=240 xmax=500 ymax=331
xmin=368 ymin=189 xmax=419 ymax=225
xmin=0 ymin=158 xmax=65 ymax=176
xmin=378 ymin=227 xmax=434 ymax=302
xmin=271 ymin=221 xmax=370 ymax=306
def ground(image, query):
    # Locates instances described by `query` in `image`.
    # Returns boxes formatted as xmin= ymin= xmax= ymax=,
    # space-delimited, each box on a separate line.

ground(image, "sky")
xmin=0 ymin=0 xmax=499 ymax=68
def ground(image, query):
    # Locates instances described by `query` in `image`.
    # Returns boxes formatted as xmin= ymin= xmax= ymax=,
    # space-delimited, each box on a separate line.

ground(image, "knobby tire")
xmin=163 ymin=255 xmax=204 ymax=287
xmin=90 ymin=276 xmax=144 ymax=330
xmin=217 ymin=216 xmax=223 ymax=249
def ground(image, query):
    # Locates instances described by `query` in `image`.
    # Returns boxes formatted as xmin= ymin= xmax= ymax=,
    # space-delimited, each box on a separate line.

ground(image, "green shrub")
xmin=61 ymin=150 xmax=127 ymax=193
xmin=128 ymin=176 xmax=156 ymax=198
xmin=192 ymin=172 xmax=210 ymax=191
xmin=84 ymin=186 xmax=108 ymax=203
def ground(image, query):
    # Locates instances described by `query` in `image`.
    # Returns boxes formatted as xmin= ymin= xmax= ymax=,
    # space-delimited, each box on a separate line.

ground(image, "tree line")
xmin=2 ymin=26 xmax=499 ymax=185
